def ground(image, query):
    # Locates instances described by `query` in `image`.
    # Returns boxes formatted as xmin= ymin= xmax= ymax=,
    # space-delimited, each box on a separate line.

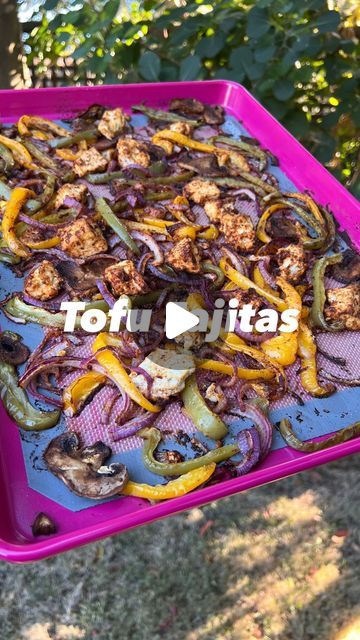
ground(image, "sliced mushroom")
xmin=56 ymin=258 xmax=111 ymax=292
xmin=32 ymin=512 xmax=57 ymax=536
xmin=203 ymin=104 xmax=225 ymax=125
xmin=178 ymin=153 xmax=226 ymax=177
xmin=332 ymin=250 xmax=360 ymax=284
xmin=0 ymin=331 xmax=30 ymax=365
xmin=169 ymin=98 xmax=205 ymax=115
xmin=44 ymin=432 xmax=128 ymax=499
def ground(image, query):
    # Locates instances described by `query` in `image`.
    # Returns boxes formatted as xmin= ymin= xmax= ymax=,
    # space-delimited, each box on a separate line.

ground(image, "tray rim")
xmin=0 ymin=79 xmax=359 ymax=563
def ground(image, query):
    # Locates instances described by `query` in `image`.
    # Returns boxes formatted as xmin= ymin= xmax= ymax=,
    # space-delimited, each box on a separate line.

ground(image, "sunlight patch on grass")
xmin=21 ymin=623 xmax=85 ymax=640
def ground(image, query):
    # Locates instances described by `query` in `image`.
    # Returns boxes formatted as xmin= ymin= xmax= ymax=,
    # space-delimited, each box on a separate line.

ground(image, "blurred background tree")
xmin=2 ymin=0 xmax=360 ymax=195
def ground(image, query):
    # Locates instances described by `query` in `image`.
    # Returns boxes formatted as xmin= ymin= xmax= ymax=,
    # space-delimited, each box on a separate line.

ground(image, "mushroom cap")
xmin=44 ymin=432 xmax=128 ymax=499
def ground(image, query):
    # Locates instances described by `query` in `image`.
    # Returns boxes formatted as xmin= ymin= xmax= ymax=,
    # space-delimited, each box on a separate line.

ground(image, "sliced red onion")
xmin=22 ymin=291 xmax=67 ymax=311
xmin=27 ymin=378 xmax=63 ymax=408
xmin=110 ymin=411 xmax=155 ymax=440
xmin=129 ymin=366 xmax=154 ymax=395
xmin=82 ymin=181 xmax=114 ymax=201
xmin=237 ymin=398 xmax=273 ymax=459
xmin=130 ymin=230 xmax=163 ymax=266
xmin=234 ymin=319 xmax=275 ymax=343
xmin=62 ymin=197 xmax=84 ymax=212
xmin=258 ymin=256 xmax=278 ymax=290
xmin=136 ymin=251 xmax=152 ymax=273
xmin=95 ymin=277 xmax=116 ymax=308
xmin=221 ymin=246 xmax=248 ymax=276
xmin=19 ymin=357 xmax=86 ymax=388
xmin=235 ymin=427 xmax=261 ymax=475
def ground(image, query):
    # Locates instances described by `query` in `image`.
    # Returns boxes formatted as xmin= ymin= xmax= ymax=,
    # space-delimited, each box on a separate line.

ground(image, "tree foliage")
xmin=20 ymin=0 xmax=360 ymax=195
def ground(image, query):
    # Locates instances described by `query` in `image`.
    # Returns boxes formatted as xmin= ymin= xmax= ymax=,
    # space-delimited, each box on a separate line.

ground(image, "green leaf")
xmin=315 ymin=11 xmax=341 ymax=34
xmin=138 ymin=51 xmax=161 ymax=81
xmin=264 ymin=98 xmax=290 ymax=120
xmin=195 ymin=33 xmax=225 ymax=59
xmin=43 ymin=0 xmax=59 ymax=9
xmin=213 ymin=68 xmax=245 ymax=82
xmin=283 ymin=111 xmax=309 ymax=137
xmin=179 ymin=55 xmax=201 ymax=81
xmin=72 ymin=40 xmax=94 ymax=61
xmin=272 ymin=79 xmax=295 ymax=101
xmin=159 ymin=62 xmax=179 ymax=82
xmin=254 ymin=44 xmax=275 ymax=63
xmin=246 ymin=7 xmax=270 ymax=39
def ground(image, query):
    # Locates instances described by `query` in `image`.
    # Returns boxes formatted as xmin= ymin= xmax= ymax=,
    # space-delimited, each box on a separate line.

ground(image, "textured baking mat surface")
xmin=0 ymin=113 xmax=359 ymax=512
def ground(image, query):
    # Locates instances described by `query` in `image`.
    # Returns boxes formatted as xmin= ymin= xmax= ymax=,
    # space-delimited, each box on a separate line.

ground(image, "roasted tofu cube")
xmin=166 ymin=237 xmax=201 ymax=273
xmin=276 ymin=243 xmax=307 ymax=284
xmin=116 ymin=138 xmax=150 ymax=169
xmin=325 ymin=283 xmax=360 ymax=331
xmin=131 ymin=348 xmax=195 ymax=401
xmin=73 ymin=147 xmax=107 ymax=177
xmin=59 ymin=218 xmax=107 ymax=258
xmin=98 ymin=108 xmax=128 ymax=140
xmin=54 ymin=183 xmax=87 ymax=210
xmin=204 ymin=199 xmax=237 ymax=223
xmin=174 ymin=330 xmax=204 ymax=351
xmin=169 ymin=121 xmax=192 ymax=136
xmin=229 ymin=288 xmax=264 ymax=313
xmin=104 ymin=260 xmax=148 ymax=297
xmin=183 ymin=178 xmax=220 ymax=205
xmin=24 ymin=260 xmax=63 ymax=301
xmin=205 ymin=382 xmax=226 ymax=406
xmin=220 ymin=213 xmax=255 ymax=253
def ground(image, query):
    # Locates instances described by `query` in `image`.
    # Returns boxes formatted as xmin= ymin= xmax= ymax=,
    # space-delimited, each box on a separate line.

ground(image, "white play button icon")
xmin=165 ymin=302 xmax=200 ymax=339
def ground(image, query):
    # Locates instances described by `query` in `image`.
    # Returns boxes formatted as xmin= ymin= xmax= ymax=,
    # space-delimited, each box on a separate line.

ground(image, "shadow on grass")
xmin=0 ymin=454 xmax=359 ymax=640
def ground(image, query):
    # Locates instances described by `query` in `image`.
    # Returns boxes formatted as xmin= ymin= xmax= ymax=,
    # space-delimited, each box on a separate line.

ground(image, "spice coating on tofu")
xmin=325 ymin=283 xmax=360 ymax=330
xmin=24 ymin=260 xmax=63 ymax=301
xmin=73 ymin=148 xmax=107 ymax=177
xmin=204 ymin=199 xmax=237 ymax=223
xmin=220 ymin=213 xmax=255 ymax=253
xmin=54 ymin=183 xmax=87 ymax=210
xmin=59 ymin=218 xmax=107 ymax=258
xmin=104 ymin=260 xmax=149 ymax=297
xmin=98 ymin=108 xmax=128 ymax=140
xmin=276 ymin=243 xmax=307 ymax=284
xmin=166 ymin=237 xmax=201 ymax=273
xmin=183 ymin=179 xmax=220 ymax=205
xmin=116 ymin=138 xmax=150 ymax=169
xmin=131 ymin=348 xmax=195 ymax=401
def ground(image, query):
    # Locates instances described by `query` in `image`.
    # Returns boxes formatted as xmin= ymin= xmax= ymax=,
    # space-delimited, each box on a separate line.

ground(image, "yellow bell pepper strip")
xmin=182 ymin=373 xmax=228 ymax=440
xmin=219 ymin=333 xmax=285 ymax=386
xmin=122 ymin=463 xmax=216 ymax=500
xmin=195 ymin=358 xmax=274 ymax=381
xmin=63 ymin=371 xmax=107 ymax=417
xmin=55 ymin=149 xmax=80 ymax=162
xmin=152 ymin=130 xmax=250 ymax=171
xmin=261 ymin=277 xmax=301 ymax=366
xmin=256 ymin=203 xmax=288 ymax=244
xmin=310 ymin=253 xmax=343 ymax=332
xmin=17 ymin=115 xmax=69 ymax=137
xmin=0 ymin=134 xmax=37 ymax=170
xmin=2 ymin=187 xmax=34 ymax=257
xmin=197 ymin=224 xmax=219 ymax=240
xmin=22 ymin=236 xmax=60 ymax=250
xmin=297 ymin=319 xmax=335 ymax=397
xmin=172 ymin=225 xmax=197 ymax=240
xmin=140 ymin=427 xmax=239 ymax=476
xmin=121 ymin=219 xmax=170 ymax=235
xmin=142 ymin=218 xmax=175 ymax=228
xmin=279 ymin=418 xmax=360 ymax=452
xmin=219 ymin=257 xmax=287 ymax=311
xmin=92 ymin=333 xmax=160 ymax=413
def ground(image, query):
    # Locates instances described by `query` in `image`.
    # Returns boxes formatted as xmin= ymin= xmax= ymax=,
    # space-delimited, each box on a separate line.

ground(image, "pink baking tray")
xmin=0 ymin=80 xmax=359 ymax=564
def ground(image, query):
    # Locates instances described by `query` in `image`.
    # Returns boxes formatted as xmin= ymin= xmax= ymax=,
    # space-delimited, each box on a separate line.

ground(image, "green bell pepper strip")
xmin=48 ymin=128 xmax=98 ymax=149
xmin=310 ymin=253 xmax=343 ymax=331
xmin=26 ymin=171 xmax=56 ymax=214
xmin=95 ymin=197 xmax=140 ymax=255
xmin=132 ymin=104 xmax=199 ymax=125
xmin=0 ymin=142 xmax=15 ymax=174
xmin=182 ymin=373 xmax=228 ymax=440
xmin=214 ymin=135 xmax=268 ymax=171
xmin=88 ymin=161 xmax=169 ymax=184
xmin=22 ymin=140 xmax=60 ymax=173
xmin=0 ymin=179 xmax=12 ymax=200
xmin=139 ymin=427 xmax=238 ymax=476
xmin=0 ymin=249 xmax=21 ymax=264
xmin=89 ymin=170 xmax=194 ymax=187
xmin=112 ymin=189 xmax=175 ymax=213
xmin=201 ymin=261 xmax=225 ymax=289
xmin=274 ymin=198 xmax=327 ymax=250
xmin=207 ymin=177 xmax=267 ymax=197
xmin=3 ymin=296 xmax=109 ymax=328
xmin=279 ymin=418 xmax=360 ymax=452
xmin=0 ymin=361 xmax=60 ymax=430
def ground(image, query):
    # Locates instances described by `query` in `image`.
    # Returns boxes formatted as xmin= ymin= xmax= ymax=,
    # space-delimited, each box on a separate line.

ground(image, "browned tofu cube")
xmin=24 ymin=260 xmax=63 ymax=301
xmin=116 ymin=138 xmax=150 ymax=169
xmin=220 ymin=213 xmax=255 ymax=253
xmin=183 ymin=179 xmax=220 ymax=205
xmin=59 ymin=218 xmax=107 ymax=258
xmin=73 ymin=147 xmax=107 ymax=177
xmin=276 ymin=243 xmax=307 ymax=284
xmin=104 ymin=260 xmax=149 ymax=297
xmin=169 ymin=121 xmax=192 ymax=136
xmin=166 ymin=237 xmax=201 ymax=273
xmin=98 ymin=108 xmax=128 ymax=140
xmin=204 ymin=199 xmax=237 ymax=223
xmin=325 ymin=283 xmax=360 ymax=330
xmin=54 ymin=183 xmax=87 ymax=210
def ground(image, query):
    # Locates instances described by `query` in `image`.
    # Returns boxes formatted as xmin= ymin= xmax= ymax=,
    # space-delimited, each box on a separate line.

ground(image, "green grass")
xmin=1 ymin=455 xmax=360 ymax=640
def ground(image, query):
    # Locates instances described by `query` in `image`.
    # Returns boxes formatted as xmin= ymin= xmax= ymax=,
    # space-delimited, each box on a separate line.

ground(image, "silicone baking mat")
xmin=0 ymin=81 xmax=359 ymax=562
